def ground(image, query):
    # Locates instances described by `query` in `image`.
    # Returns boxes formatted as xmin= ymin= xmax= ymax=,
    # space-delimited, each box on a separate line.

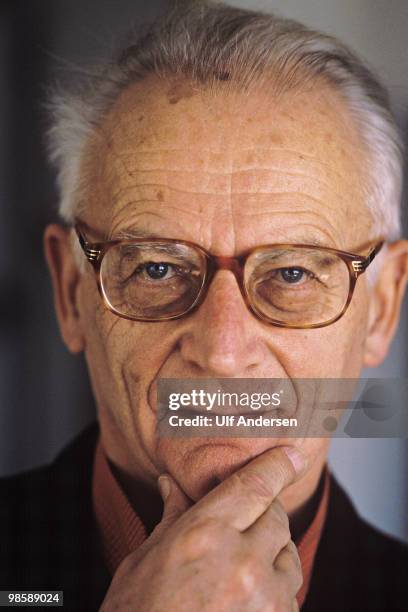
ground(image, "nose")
xmin=178 ymin=270 xmax=268 ymax=377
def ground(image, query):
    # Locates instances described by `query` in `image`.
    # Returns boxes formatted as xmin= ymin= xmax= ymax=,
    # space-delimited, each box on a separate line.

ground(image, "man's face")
xmin=65 ymin=78 xmax=376 ymax=500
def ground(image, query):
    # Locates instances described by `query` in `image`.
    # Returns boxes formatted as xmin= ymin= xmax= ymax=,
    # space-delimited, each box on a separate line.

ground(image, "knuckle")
xmin=285 ymin=540 xmax=301 ymax=565
xmin=272 ymin=521 xmax=291 ymax=550
xmin=173 ymin=517 xmax=221 ymax=560
xmin=293 ymin=561 xmax=303 ymax=591
xmin=233 ymin=554 xmax=263 ymax=596
xmin=271 ymin=499 xmax=290 ymax=529
xmin=283 ymin=542 xmax=303 ymax=591
xmin=289 ymin=541 xmax=302 ymax=571
xmin=291 ymin=567 xmax=303 ymax=594
xmin=295 ymin=569 xmax=303 ymax=592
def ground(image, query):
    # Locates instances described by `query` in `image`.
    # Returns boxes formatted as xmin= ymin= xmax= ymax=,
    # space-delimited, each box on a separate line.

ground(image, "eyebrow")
xmin=293 ymin=237 xmax=334 ymax=248
xmin=253 ymin=235 xmax=336 ymax=251
xmin=114 ymin=227 xmax=332 ymax=245
xmin=112 ymin=227 xmax=164 ymax=240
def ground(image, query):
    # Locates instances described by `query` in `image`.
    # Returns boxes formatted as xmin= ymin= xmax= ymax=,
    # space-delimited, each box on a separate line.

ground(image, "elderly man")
xmin=1 ymin=2 xmax=407 ymax=611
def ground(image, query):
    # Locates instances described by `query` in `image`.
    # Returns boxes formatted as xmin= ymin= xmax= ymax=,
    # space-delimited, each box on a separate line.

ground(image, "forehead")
xmin=81 ymin=76 xmax=371 ymax=246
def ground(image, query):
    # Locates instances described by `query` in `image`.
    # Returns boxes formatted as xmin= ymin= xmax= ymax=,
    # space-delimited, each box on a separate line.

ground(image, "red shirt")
xmin=92 ymin=438 xmax=330 ymax=608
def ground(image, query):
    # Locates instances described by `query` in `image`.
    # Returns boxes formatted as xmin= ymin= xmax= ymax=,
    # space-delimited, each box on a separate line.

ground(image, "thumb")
xmin=157 ymin=474 xmax=192 ymax=529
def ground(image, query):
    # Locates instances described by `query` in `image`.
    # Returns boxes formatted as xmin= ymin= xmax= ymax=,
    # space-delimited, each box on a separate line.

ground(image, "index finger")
xmin=190 ymin=445 xmax=306 ymax=531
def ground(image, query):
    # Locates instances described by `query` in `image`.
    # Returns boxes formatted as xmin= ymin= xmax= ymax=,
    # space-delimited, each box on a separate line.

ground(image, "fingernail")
xmin=282 ymin=446 xmax=307 ymax=475
xmin=158 ymin=475 xmax=171 ymax=501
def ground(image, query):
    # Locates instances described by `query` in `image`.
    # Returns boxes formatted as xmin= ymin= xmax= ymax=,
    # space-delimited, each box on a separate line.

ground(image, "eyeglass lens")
xmin=99 ymin=242 xmax=350 ymax=326
xmin=245 ymin=247 xmax=349 ymax=326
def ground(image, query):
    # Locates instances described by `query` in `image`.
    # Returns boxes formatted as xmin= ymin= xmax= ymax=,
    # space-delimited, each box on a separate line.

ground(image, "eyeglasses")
xmin=74 ymin=220 xmax=384 ymax=329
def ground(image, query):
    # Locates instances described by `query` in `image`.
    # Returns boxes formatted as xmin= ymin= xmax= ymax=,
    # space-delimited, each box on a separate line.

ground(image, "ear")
xmin=363 ymin=240 xmax=408 ymax=367
xmin=43 ymin=223 xmax=85 ymax=354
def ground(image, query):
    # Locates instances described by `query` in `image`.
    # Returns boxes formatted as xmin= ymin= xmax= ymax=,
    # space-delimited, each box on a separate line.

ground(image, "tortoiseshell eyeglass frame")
xmin=74 ymin=220 xmax=384 ymax=329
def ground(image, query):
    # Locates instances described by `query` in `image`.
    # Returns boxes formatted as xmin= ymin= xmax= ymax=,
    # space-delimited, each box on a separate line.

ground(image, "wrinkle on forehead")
xmin=79 ymin=76 xmax=373 ymax=246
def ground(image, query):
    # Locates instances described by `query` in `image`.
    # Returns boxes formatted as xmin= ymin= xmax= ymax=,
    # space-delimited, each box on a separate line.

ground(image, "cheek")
xmin=282 ymin=282 xmax=370 ymax=378
xmin=78 ymin=277 xmax=179 ymax=423
xmin=337 ymin=279 xmax=370 ymax=370
xmin=78 ymin=273 xmax=171 ymax=368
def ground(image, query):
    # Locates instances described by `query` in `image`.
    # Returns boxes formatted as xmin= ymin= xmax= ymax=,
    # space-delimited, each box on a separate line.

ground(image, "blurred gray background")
xmin=0 ymin=0 xmax=407 ymax=542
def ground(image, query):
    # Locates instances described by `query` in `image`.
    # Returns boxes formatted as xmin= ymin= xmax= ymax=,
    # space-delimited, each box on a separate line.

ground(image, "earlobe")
xmin=43 ymin=223 xmax=85 ymax=354
xmin=363 ymin=240 xmax=408 ymax=368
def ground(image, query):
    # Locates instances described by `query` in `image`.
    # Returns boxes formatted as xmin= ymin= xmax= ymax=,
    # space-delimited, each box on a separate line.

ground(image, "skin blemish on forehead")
xmin=156 ymin=190 xmax=164 ymax=201
xmin=138 ymin=114 xmax=145 ymax=122
xmin=269 ymin=130 xmax=284 ymax=145
xmin=167 ymin=81 xmax=195 ymax=105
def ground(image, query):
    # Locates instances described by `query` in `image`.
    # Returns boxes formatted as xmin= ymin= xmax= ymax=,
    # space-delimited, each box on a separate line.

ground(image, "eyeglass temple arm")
xmin=352 ymin=241 xmax=384 ymax=275
xmin=74 ymin=224 xmax=102 ymax=264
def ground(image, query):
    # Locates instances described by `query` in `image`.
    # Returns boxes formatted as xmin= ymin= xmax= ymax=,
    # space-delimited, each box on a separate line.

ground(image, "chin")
xmin=157 ymin=437 xmax=286 ymax=501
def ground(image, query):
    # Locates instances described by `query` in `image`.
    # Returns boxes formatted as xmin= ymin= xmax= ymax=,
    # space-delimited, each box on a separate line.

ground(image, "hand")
xmin=100 ymin=446 xmax=306 ymax=612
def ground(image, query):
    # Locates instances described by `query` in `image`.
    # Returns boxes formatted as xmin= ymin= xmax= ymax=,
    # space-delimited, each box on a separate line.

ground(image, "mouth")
xmin=148 ymin=375 xmax=302 ymax=422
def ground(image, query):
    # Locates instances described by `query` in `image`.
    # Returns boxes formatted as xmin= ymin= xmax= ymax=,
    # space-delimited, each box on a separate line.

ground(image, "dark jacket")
xmin=0 ymin=422 xmax=407 ymax=611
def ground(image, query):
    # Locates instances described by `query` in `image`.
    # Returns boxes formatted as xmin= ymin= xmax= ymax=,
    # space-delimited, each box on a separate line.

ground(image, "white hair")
xmin=46 ymin=1 xmax=404 ymax=255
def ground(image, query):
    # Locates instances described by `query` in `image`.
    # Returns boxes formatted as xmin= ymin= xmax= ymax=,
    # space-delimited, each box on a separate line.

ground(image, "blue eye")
xmin=280 ymin=268 xmax=304 ymax=283
xmin=145 ymin=262 xmax=170 ymax=279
